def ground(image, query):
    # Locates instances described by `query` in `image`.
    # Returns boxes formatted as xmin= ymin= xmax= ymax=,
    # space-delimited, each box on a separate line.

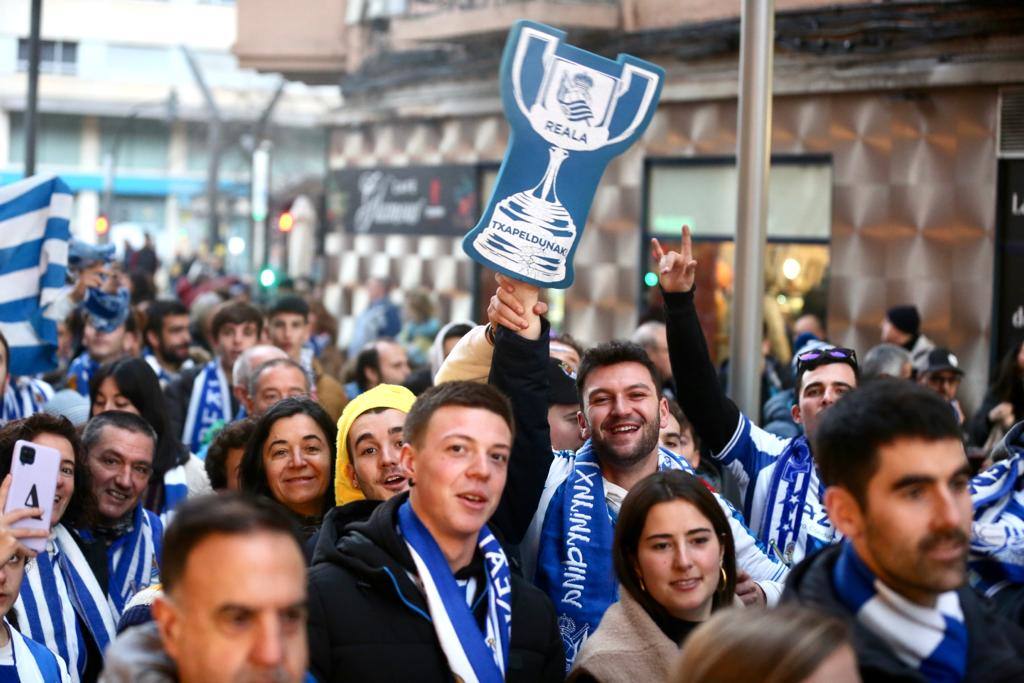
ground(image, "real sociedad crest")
xmin=463 ymin=21 xmax=663 ymax=288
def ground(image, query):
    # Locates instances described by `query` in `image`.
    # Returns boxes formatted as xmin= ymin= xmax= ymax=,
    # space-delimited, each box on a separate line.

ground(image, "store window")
xmin=7 ymin=112 xmax=82 ymax=166
xmin=644 ymin=157 xmax=832 ymax=368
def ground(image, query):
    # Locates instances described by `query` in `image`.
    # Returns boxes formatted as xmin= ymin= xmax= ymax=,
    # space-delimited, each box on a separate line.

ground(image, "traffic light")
xmin=259 ymin=267 xmax=277 ymax=288
xmin=277 ymin=211 xmax=294 ymax=233
xmin=95 ymin=214 xmax=110 ymax=236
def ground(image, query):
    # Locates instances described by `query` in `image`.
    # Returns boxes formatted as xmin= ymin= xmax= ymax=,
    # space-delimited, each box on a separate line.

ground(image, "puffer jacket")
xmin=307 ymin=494 xmax=566 ymax=682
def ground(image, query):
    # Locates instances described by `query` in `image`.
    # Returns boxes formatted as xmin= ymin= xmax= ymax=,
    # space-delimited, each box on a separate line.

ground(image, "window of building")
xmin=99 ymin=117 xmax=170 ymax=171
xmin=643 ymin=157 xmax=833 ymax=369
xmin=7 ymin=112 xmax=83 ymax=166
xmin=16 ymin=39 xmax=78 ymax=75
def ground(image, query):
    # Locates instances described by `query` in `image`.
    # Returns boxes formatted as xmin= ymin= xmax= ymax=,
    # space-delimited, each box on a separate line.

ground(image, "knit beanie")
xmin=886 ymin=305 xmax=920 ymax=337
xmin=334 ymin=383 xmax=417 ymax=505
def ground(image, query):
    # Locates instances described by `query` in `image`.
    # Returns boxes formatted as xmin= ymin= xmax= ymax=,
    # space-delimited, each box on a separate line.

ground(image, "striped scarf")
xmin=0 ymin=377 xmax=53 ymax=424
xmin=66 ymin=354 xmax=98 ymax=398
xmin=0 ymin=175 xmax=71 ymax=378
xmin=757 ymin=435 xmax=838 ymax=566
xmin=0 ymin=619 xmax=70 ymax=683
xmin=534 ymin=441 xmax=693 ymax=669
xmin=398 ymin=501 xmax=512 ymax=683
xmin=77 ymin=506 xmax=163 ymax=617
xmin=181 ymin=360 xmax=232 ymax=454
xmin=14 ymin=525 xmax=116 ymax=683
xmin=833 ymin=541 xmax=967 ymax=681
xmin=968 ymin=443 xmax=1024 ymax=597
xmin=157 ymin=464 xmax=190 ymax=526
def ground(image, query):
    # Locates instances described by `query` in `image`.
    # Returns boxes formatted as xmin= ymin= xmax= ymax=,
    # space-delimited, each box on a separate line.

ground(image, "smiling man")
xmin=307 ymin=381 xmax=564 ymax=682
xmin=784 ymin=379 xmax=1024 ymax=681
xmin=656 ymin=227 xmax=859 ymax=567
xmin=72 ymin=411 xmax=163 ymax=620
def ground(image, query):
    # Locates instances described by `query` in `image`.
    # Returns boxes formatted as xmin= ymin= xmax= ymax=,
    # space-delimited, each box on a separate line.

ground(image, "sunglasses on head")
xmin=796 ymin=347 xmax=858 ymax=374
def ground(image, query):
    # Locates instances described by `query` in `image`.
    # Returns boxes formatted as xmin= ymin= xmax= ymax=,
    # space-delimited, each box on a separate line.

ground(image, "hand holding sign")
xmin=464 ymin=21 xmax=663 ymax=288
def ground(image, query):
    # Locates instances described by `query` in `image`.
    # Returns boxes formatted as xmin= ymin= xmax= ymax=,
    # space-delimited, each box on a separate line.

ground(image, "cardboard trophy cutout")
xmin=463 ymin=21 xmax=663 ymax=288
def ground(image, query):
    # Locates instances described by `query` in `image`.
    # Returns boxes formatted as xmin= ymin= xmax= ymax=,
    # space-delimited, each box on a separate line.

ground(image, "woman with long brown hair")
xmin=570 ymin=470 xmax=739 ymax=682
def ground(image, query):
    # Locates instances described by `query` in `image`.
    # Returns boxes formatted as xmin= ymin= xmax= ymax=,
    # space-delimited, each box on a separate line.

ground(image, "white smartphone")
xmin=5 ymin=440 xmax=61 ymax=553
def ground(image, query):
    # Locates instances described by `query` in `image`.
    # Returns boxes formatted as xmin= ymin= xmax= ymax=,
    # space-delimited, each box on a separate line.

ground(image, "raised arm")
xmin=487 ymin=276 xmax=555 ymax=546
xmin=654 ymin=227 xmax=742 ymax=455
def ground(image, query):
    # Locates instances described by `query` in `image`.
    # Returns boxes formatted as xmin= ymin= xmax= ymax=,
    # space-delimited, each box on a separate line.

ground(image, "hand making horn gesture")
xmin=650 ymin=225 xmax=699 ymax=294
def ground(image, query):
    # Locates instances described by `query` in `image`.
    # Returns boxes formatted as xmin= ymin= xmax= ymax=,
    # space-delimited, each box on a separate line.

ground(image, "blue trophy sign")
xmin=463 ymin=20 xmax=663 ymax=288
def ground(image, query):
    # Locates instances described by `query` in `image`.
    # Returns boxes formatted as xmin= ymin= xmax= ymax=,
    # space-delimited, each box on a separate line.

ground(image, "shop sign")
xmin=332 ymin=166 xmax=477 ymax=236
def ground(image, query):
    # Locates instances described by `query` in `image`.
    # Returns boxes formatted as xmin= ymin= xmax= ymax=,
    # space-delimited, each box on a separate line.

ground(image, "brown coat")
xmin=570 ymin=588 xmax=682 ymax=683
xmin=313 ymin=358 xmax=348 ymax=422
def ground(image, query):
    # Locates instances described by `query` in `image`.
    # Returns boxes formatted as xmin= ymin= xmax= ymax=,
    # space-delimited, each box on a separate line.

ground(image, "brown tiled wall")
xmin=328 ymin=86 xmax=997 ymax=410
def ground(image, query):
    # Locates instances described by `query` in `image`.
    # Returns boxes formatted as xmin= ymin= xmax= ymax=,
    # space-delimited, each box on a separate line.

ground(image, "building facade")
xmin=240 ymin=0 xmax=1024 ymax=412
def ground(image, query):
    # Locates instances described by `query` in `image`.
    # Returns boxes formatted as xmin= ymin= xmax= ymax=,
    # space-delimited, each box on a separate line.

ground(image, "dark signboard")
xmin=329 ymin=165 xmax=478 ymax=236
xmin=993 ymin=159 xmax=1024 ymax=366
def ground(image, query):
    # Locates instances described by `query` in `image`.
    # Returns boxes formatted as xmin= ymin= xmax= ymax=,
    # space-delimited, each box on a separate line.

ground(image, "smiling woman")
xmin=239 ymin=397 xmax=338 ymax=540
xmin=569 ymin=470 xmax=739 ymax=683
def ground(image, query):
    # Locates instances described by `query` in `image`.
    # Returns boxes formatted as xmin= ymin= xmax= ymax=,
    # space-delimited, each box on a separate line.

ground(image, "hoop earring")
xmin=718 ymin=566 xmax=728 ymax=592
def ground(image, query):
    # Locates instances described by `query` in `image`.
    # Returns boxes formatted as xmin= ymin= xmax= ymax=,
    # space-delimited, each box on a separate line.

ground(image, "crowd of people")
xmin=0 ymin=224 xmax=1019 ymax=682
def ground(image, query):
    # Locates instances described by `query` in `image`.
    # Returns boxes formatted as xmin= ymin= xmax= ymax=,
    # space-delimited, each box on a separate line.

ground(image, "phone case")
xmin=5 ymin=439 xmax=62 ymax=553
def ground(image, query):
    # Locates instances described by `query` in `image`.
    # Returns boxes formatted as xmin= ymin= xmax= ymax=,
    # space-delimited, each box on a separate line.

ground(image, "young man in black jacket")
xmin=307 ymin=381 xmax=564 ymax=682
xmin=784 ymin=379 xmax=1024 ymax=681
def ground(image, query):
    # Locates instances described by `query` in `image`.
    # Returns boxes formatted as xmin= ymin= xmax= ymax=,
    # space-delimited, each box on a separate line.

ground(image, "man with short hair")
xmin=631 ymin=320 xmax=675 ymax=399
xmin=242 ymin=358 xmax=310 ymax=417
xmin=102 ymin=494 xmax=314 ymax=683
xmin=165 ymin=302 xmax=263 ymax=453
xmin=917 ymin=347 xmax=967 ymax=425
xmin=231 ymin=344 xmax=289 ymax=416
xmin=348 ymin=339 xmax=411 ymax=398
xmin=861 ymin=342 xmax=913 ymax=381
xmin=655 ymin=227 xmax=858 ymax=566
xmin=72 ymin=411 xmax=163 ymax=619
xmin=308 ymin=381 xmax=565 ymax=682
xmin=143 ymin=300 xmax=193 ymax=387
xmin=267 ymin=296 xmax=347 ymax=420
xmin=784 ymin=379 xmax=1024 ymax=680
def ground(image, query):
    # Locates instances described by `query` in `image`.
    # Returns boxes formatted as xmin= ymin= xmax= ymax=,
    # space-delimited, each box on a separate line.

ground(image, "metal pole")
xmin=728 ymin=0 xmax=775 ymax=419
xmin=181 ymin=46 xmax=223 ymax=249
xmin=23 ymin=0 xmax=43 ymax=177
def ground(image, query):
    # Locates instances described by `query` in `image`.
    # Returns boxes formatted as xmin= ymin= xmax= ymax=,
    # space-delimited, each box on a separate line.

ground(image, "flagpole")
xmin=23 ymin=0 xmax=43 ymax=178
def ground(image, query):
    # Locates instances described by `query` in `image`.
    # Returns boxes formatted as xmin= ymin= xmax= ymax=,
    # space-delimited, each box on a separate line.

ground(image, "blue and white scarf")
xmin=14 ymin=525 xmax=116 ymax=683
xmin=968 ymin=447 xmax=1024 ymax=598
xmin=78 ymin=506 xmax=163 ymax=617
xmin=0 ymin=377 xmax=52 ymax=424
xmin=143 ymin=349 xmax=174 ymax=388
xmin=833 ymin=541 xmax=967 ymax=681
xmin=757 ymin=435 xmax=838 ymax=566
xmin=398 ymin=501 xmax=512 ymax=683
xmin=66 ymin=354 xmax=98 ymax=397
xmin=0 ymin=619 xmax=70 ymax=683
xmin=181 ymin=360 xmax=232 ymax=454
xmin=533 ymin=442 xmax=691 ymax=668
xmin=158 ymin=464 xmax=190 ymax=526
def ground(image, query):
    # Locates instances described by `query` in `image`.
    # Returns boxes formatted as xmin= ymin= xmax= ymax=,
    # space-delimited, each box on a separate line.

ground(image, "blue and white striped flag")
xmin=0 ymin=174 xmax=71 ymax=376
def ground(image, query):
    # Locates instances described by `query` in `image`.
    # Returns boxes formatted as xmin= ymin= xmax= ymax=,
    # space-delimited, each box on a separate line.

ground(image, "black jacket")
xmin=783 ymin=544 xmax=1024 ymax=682
xmin=307 ymin=494 xmax=566 ymax=683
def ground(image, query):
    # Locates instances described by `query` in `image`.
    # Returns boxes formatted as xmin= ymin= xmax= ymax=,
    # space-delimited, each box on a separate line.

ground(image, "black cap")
xmin=548 ymin=357 xmax=579 ymax=406
xmin=916 ymin=347 xmax=964 ymax=376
